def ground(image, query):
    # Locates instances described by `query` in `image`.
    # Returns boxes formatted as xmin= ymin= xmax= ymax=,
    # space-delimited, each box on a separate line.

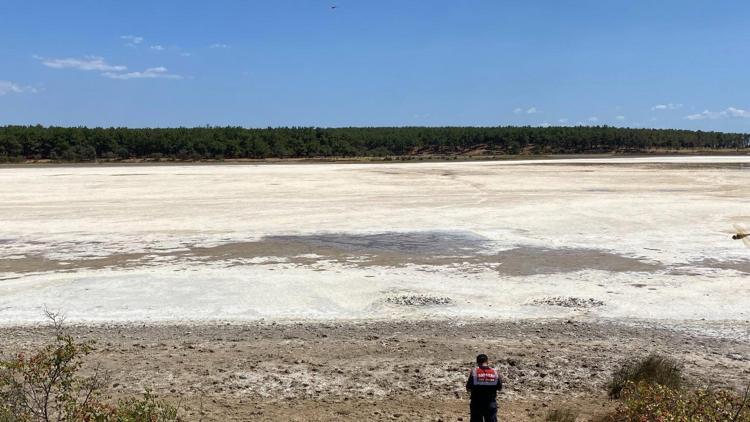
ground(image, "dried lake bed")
xmin=1 ymin=156 xmax=750 ymax=328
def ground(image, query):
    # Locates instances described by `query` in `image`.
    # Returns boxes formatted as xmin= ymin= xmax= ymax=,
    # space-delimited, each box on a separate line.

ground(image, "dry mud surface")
xmin=2 ymin=320 xmax=749 ymax=421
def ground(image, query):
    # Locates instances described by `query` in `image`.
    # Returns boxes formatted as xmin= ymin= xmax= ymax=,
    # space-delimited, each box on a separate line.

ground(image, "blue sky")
xmin=1 ymin=0 xmax=748 ymax=131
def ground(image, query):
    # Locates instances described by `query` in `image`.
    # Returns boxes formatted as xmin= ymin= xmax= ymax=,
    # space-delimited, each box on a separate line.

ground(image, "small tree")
xmin=0 ymin=311 xmax=107 ymax=421
xmin=0 ymin=311 xmax=180 ymax=422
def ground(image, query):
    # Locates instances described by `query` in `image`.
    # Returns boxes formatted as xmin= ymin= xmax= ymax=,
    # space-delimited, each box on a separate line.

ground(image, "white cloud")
xmin=209 ymin=43 xmax=230 ymax=49
xmin=35 ymin=54 xmax=181 ymax=81
xmin=121 ymin=35 xmax=144 ymax=47
xmin=0 ymin=81 xmax=22 ymax=95
xmin=102 ymin=66 xmax=183 ymax=80
xmin=538 ymin=121 xmax=551 ymax=128
xmin=35 ymin=55 xmax=127 ymax=72
xmin=180 ymin=52 xmax=192 ymax=57
xmin=150 ymin=45 xmax=165 ymax=51
xmin=686 ymin=111 xmax=717 ymax=120
xmin=0 ymin=80 xmax=37 ymax=95
xmin=514 ymin=106 xmax=538 ymax=114
xmin=726 ymin=107 xmax=750 ymax=118
xmin=651 ymin=103 xmax=683 ymax=111
xmin=685 ymin=107 xmax=750 ymax=121
xmin=615 ymin=115 xmax=626 ymax=121
xmin=558 ymin=118 xmax=569 ymax=124
xmin=588 ymin=116 xmax=599 ymax=122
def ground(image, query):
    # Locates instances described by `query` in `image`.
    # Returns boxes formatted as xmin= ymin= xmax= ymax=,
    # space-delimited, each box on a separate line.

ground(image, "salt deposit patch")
xmin=1 ymin=157 xmax=750 ymax=323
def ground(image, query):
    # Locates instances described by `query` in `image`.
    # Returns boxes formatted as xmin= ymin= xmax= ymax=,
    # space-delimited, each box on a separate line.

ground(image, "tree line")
xmin=0 ymin=125 xmax=748 ymax=162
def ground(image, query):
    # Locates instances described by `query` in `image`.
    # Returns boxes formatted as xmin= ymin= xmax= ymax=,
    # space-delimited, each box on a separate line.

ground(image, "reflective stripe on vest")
xmin=472 ymin=367 xmax=498 ymax=386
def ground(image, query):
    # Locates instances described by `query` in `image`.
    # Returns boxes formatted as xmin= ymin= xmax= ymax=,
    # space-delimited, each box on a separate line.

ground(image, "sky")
xmin=0 ymin=0 xmax=749 ymax=131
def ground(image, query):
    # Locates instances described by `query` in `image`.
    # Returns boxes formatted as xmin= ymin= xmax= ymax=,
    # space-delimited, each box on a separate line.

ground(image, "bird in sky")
xmin=330 ymin=5 xmax=337 ymax=9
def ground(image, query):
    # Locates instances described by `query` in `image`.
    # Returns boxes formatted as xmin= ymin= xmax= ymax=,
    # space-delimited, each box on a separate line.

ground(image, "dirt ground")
xmin=2 ymin=319 xmax=749 ymax=421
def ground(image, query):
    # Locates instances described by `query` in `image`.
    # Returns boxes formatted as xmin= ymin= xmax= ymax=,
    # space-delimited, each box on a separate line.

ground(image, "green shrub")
xmin=607 ymin=354 xmax=682 ymax=399
xmin=0 ymin=313 xmax=180 ymax=422
xmin=114 ymin=390 xmax=180 ymax=421
xmin=602 ymin=381 xmax=750 ymax=422
xmin=0 ymin=329 xmax=101 ymax=421
xmin=545 ymin=407 xmax=578 ymax=422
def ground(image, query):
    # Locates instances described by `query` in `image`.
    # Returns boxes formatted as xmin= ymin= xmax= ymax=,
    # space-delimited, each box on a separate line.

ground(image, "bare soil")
xmin=2 ymin=319 xmax=748 ymax=421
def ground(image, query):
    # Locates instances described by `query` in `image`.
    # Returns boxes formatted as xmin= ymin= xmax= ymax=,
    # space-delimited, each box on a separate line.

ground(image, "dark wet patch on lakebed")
xmin=2 ymin=231 xmax=665 ymax=276
xmin=491 ymin=247 xmax=661 ymax=276
xmin=688 ymin=258 xmax=750 ymax=274
xmin=267 ymin=231 xmax=489 ymax=256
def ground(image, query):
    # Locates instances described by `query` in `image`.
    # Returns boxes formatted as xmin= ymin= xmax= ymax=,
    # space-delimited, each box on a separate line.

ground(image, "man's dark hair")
xmin=476 ymin=354 xmax=489 ymax=365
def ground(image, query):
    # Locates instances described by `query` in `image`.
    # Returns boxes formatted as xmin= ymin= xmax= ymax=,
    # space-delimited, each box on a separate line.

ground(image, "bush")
xmin=602 ymin=381 xmax=750 ymax=421
xmin=0 ymin=324 xmax=101 ymax=421
xmin=607 ymin=354 xmax=682 ymax=399
xmin=113 ymin=390 xmax=180 ymax=421
xmin=0 ymin=312 xmax=180 ymax=421
xmin=545 ymin=407 xmax=578 ymax=421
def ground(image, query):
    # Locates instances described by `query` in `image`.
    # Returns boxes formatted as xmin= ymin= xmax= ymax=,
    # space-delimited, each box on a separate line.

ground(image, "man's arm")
xmin=496 ymin=374 xmax=503 ymax=392
xmin=466 ymin=373 xmax=473 ymax=392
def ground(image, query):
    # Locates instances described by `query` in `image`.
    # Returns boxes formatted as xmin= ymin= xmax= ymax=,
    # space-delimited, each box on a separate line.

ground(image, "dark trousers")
xmin=470 ymin=401 xmax=497 ymax=422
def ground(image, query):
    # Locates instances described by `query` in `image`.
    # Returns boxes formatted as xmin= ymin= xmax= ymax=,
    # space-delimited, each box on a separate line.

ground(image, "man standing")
xmin=466 ymin=354 xmax=503 ymax=422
